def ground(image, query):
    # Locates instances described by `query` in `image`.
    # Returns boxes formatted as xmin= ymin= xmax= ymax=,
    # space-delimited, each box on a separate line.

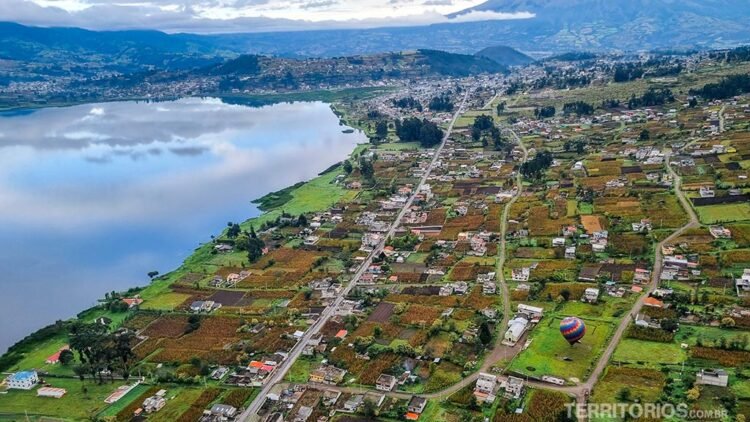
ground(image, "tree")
xmin=147 ymin=271 xmax=159 ymax=279
xmin=59 ymin=349 xmax=75 ymax=366
xmin=617 ymin=387 xmax=632 ymax=401
xmin=639 ymin=129 xmax=650 ymax=141
xmin=479 ymin=322 xmax=492 ymax=346
xmin=375 ymin=120 xmax=388 ymax=140
xmin=343 ymin=160 xmax=353 ymax=174
xmin=297 ymin=214 xmax=308 ymax=227
xmin=359 ymin=157 xmax=375 ymax=181
xmin=226 ymin=222 xmax=241 ymax=238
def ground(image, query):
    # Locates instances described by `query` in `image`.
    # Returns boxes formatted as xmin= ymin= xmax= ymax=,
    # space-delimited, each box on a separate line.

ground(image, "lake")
xmin=0 ymin=98 xmax=365 ymax=353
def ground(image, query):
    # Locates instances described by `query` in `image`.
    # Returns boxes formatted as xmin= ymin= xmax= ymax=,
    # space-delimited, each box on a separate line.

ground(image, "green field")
xmin=509 ymin=317 xmax=613 ymax=382
xmin=0 ymin=378 xmax=130 ymax=421
xmin=612 ymin=338 xmax=686 ymax=365
xmin=696 ymin=203 xmax=750 ymax=224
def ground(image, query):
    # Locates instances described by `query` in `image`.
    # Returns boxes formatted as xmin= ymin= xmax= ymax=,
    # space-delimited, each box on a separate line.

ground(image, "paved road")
xmin=239 ymin=90 xmax=471 ymax=421
xmin=719 ymin=104 xmax=727 ymax=133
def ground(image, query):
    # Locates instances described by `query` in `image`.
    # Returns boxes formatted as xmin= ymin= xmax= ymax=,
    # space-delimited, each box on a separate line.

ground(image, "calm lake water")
xmin=0 ymin=98 xmax=365 ymax=352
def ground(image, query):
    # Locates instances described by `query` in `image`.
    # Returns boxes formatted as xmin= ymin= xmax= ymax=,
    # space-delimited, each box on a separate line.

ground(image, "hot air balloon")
xmin=560 ymin=317 xmax=586 ymax=345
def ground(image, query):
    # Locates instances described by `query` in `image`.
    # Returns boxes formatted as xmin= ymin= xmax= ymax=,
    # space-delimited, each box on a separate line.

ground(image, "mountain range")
xmin=0 ymin=0 xmax=749 ymax=69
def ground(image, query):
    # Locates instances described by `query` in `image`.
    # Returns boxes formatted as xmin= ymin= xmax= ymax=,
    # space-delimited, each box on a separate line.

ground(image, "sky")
xmin=0 ymin=0 xmax=535 ymax=33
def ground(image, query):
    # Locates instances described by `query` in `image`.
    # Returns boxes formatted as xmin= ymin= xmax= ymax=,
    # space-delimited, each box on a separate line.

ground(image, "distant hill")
xmin=475 ymin=45 xmax=534 ymax=66
xmin=453 ymin=0 xmax=750 ymax=52
xmin=417 ymin=49 xmax=507 ymax=76
xmin=0 ymin=22 xmax=225 ymax=72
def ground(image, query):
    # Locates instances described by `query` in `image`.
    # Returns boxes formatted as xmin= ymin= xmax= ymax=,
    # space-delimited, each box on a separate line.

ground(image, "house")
xmin=501 ymin=376 xmax=525 ymax=399
xmin=143 ymin=395 xmax=166 ymax=413
xmin=552 ymin=237 xmax=566 ymax=247
xmin=709 ymin=226 xmax=732 ymax=239
xmin=190 ymin=300 xmax=220 ymax=313
xmin=512 ymin=267 xmax=530 ymax=282
xmin=737 ymin=269 xmax=750 ymax=296
xmin=439 ymin=285 xmax=454 ymax=296
xmin=376 ymin=374 xmax=397 ymax=392
xmin=517 ymin=304 xmax=544 ymax=320
xmin=635 ymin=313 xmax=661 ymax=329
xmin=452 ymin=281 xmax=469 ymax=294
xmin=309 ymin=365 xmax=347 ymax=385
xmin=483 ymin=281 xmax=497 ymax=295
xmin=582 ymin=288 xmax=600 ymax=304
xmin=294 ymin=406 xmax=313 ymax=422
xmin=565 ymin=246 xmax=576 ymax=259
xmin=407 ymin=396 xmax=427 ymax=414
xmin=504 ymin=316 xmax=529 ymax=345
xmin=644 ymin=297 xmax=665 ymax=308
xmin=45 ymin=345 xmax=70 ymax=364
xmin=474 ymin=373 xmax=497 ymax=403
xmin=633 ymin=268 xmax=651 ymax=284
xmin=342 ymin=395 xmax=364 ymax=412
xmin=122 ymin=297 xmax=143 ymax=308
xmin=5 ymin=371 xmax=38 ymax=390
xmin=699 ymin=186 xmax=715 ymax=198
xmin=209 ymin=403 xmax=238 ymax=419
xmin=37 ymin=387 xmax=67 ymax=398
xmin=696 ymin=369 xmax=729 ymax=387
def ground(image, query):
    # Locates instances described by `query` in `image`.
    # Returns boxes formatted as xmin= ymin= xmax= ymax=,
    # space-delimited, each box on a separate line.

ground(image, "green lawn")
xmin=612 ymin=338 xmax=686 ymax=365
xmin=696 ymin=203 xmax=750 ymax=224
xmin=5 ymin=335 xmax=73 ymax=376
xmin=0 ymin=378 xmax=127 ymax=421
xmin=509 ymin=317 xmax=613 ymax=382
xmin=96 ymin=384 xmax=150 ymax=418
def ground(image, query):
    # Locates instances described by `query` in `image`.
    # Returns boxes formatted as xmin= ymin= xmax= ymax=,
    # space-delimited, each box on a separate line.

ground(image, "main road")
xmin=239 ymin=89 xmax=471 ymax=421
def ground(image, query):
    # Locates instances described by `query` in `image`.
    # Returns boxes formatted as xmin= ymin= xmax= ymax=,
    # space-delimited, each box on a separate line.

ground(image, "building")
xmin=37 ymin=387 xmax=66 ymax=398
xmin=407 ymin=396 xmax=427 ymax=414
xmin=736 ymin=269 xmax=750 ymax=296
xmin=376 ymin=374 xmax=397 ymax=392
xmin=502 ymin=376 xmax=525 ymax=399
xmin=504 ymin=316 xmax=529 ymax=345
xmin=582 ymin=288 xmax=600 ymax=304
xmin=696 ymin=369 xmax=729 ymax=387
xmin=309 ymin=365 xmax=347 ymax=385
xmin=517 ymin=304 xmax=544 ymax=320
xmin=143 ymin=395 xmax=166 ymax=413
xmin=5 ymin=371 xmax=38 ymax=390
xmin=474 ymin=373 xmax=497 ymax=403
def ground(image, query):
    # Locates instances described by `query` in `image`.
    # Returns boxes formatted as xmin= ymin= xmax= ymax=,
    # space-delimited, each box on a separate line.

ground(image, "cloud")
xmin=0 ymin=0 xmax=534 ymax=33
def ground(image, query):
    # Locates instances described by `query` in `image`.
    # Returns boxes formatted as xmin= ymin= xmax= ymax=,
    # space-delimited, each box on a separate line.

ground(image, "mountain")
xmin=475 ymin=45 xmax=534 ymax=66
xmin=0 ymin=22 xmax=227 ymax=72
xmin=453 ymin=0 xmax=750 ymax=52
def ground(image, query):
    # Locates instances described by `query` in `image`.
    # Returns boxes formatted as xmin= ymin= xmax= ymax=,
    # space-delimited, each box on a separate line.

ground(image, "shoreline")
xmin=0 ymin=100 xmax=371 ymax=359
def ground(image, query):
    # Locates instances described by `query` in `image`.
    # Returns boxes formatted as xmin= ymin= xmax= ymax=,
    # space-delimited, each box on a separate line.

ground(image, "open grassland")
xmin=695 ymin=202 xmax=750 ymax=224
xmin=509 ymin=317 xmax=613 ymax=382
xmin=612 ymin=338 xmax=686 ymax=365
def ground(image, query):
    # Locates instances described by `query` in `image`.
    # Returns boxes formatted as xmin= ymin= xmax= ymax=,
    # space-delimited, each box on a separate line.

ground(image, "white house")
xmin=582 ymin=288 xmax=600 ymax=304
xmin=474 ymin=373 xmax=497 ymax=403
xmin=696 ymin=369 xmax=729 ymax=387
xmin=5 ymin=371 xmax=38 ymax=390
xmin=504 ymin=316 xmax=529 ymax=345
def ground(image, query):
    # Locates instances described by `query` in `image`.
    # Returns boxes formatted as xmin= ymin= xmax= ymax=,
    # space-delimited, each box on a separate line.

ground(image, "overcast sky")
xmin=1 ymin=0 xmax=534 ymax=33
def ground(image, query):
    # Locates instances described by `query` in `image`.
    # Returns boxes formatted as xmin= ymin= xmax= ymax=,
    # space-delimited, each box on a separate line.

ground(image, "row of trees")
xmin=69 ymin=321 xmax=135 ymax=384
xmin=690 ymin=74 xmax=750 ymax=100
xmin=520 ymin=150 xmax=553 ymax=179
xmin=562 ymin=101 xmax=594 ymax=116
xmin=534 ymin=105 xmax=556 ymax=119
xmin=627 ymin=88 xmax=675 ymax=109
xmin=395 ymin=117 xmax=444 ymax=147
xmin=428 ymin=94 xmax=454 ymax=112
xmin=471 ymin=115 xmax=511 ymax=152
xmin=392 ymin=96 xmax=423 ymax=111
